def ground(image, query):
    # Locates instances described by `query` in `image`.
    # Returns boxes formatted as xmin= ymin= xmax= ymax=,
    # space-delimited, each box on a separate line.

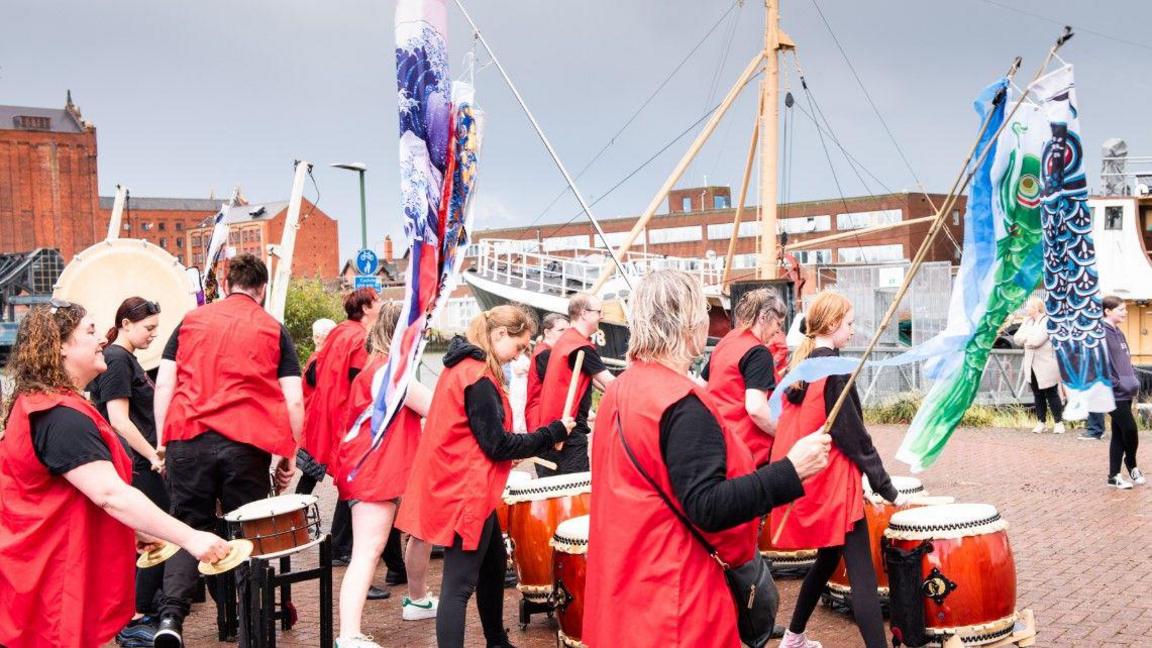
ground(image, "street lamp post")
xmin=331 ymin=162 xmax=368 ymax=250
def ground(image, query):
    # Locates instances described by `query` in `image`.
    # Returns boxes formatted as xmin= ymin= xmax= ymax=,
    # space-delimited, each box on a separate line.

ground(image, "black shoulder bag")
xmin=615 ymin=415 xmax=779 ymax=648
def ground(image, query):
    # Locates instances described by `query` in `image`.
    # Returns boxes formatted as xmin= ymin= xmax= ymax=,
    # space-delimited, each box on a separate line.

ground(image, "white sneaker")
xmin=1031 ymin=422 xmax=1047 ymax=434
xmin=1131 ymin=467 xmax=1146 ymax=485
xmin=1108 ymin=474 xmax=1134 ymax=490
xmin=401 ymin=595 xmax=439 ymax=620
xmin=780 ymin=630 xmax=823 ymax=648
xmin=336 ymin=634 xmax=381 ymax=648
xmin=1053 ymin=422 xmax=1066 ymax=434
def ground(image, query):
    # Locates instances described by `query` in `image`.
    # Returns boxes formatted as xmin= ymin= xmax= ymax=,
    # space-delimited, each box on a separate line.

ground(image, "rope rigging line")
xmin=978 ymin=0 xmax=1152 ymax=53
xmin=535 ymin=98 xmax=738 ymax=244
xmin=524 ymin=0 xmax=744 ymax=231
xmin=808 ymin=0 xmax=938 ymax=213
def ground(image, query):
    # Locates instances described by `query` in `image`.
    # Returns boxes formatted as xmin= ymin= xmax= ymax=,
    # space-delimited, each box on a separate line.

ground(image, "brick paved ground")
xmin=163 ymin=423 xmax=1151 ymax=647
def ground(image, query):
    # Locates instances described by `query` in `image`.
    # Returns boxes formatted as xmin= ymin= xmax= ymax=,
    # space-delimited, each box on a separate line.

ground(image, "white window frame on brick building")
xmin=647 ymin=225 xmax=701 ymax=245
xmin=542 ymin=235 xmax=589 ymax=251
xmin=779 ymin=215 xmax=831 ymax=234
xmin=836 ymin=209 xmax=901 ymax=231
xmin=593 ymin=231 xmax=633 ymax=248
xmin=838 ymin=244 xmax=905 ymax=263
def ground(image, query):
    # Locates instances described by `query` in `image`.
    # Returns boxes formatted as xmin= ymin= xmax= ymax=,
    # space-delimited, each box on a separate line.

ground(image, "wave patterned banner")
xmin=1036 ymin=65 xmax=1113 ymax=419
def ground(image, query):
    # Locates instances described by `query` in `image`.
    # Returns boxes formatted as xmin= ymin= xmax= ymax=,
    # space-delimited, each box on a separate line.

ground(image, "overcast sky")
xmin=4 ymin=0 xmax=1151 ymax=261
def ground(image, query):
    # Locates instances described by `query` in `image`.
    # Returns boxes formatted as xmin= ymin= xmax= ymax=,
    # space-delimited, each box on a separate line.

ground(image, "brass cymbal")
xmin=136 ymin=542 xmax=180 ymax=569
xmin=197 ymin=539 xmax=254 ymax=575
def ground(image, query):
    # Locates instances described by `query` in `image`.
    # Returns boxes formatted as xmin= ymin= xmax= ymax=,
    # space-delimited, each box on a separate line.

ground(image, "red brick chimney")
xmin=383 ymin=235 xmax=394 ymax=263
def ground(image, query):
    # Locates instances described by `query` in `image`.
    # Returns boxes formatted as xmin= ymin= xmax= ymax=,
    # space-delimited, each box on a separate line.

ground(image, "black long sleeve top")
xmin=657 ymin=394 xmax=805 ymax=533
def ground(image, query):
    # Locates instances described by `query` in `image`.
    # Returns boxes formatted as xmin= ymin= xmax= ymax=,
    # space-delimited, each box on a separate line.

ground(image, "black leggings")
xmin=134 ymin=465 xmax=170 ymax=614
xmin=436 ymin=512 xmax=508 ymax=648
xmin=1030 ymin=372 xmax=1063 ymax=424
xmin=789 ymin=518 xmax=887 ymax=648
xmin=1109 ymin=400 xmax=1140 ymax=476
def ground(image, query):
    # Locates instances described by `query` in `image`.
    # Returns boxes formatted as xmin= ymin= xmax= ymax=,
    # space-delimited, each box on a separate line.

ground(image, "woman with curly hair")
xmin=0 ymin=300 xmax=231 ymax=648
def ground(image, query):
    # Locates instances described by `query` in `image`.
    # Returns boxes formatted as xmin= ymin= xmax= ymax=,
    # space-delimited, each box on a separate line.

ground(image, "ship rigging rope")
xmin=978 ymin=0 xmax=1152 ymax=52
xmin=808 ymin=0 xmax=938 ymax=213
xmin=524 ymin=0 xmax=743 ymax=231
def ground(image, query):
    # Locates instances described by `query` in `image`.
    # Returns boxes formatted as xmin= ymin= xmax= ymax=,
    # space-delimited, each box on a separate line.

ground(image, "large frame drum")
xmin=884 ymin=503 xmax=1017 ymax=645
xmin=224 ymin=494 xmax=322 ymax=558
xmin=551 ymin=515 xmax=589 ymax=648
xmin=503 ymin=472 xmax=592 ymax=604
xmin=758 ymin=525 xmax=816 ymax=577
xmin=54 ymin=238 xmax=198 ymax=370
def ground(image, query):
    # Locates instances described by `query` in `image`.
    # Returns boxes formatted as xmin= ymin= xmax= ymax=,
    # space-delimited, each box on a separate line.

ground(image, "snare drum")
xmin=884 ymin=503 xmax=1017 ymax=645
xmin=551 ymin=515 xmax=589 ymax=648
xmin=504 ymin=472 xmax=592 ymax=603
xmin=825 ymin=493 xmax=955 ymax=607
xmin=223 ymin=494 xmax=322 ymax=558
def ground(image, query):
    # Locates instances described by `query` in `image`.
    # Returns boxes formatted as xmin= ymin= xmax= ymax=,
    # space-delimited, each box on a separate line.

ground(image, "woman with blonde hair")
xmin=769 ymin=290 xmax=901 ymax=648
xmin=396 ymin=304 xmax=574 ymax=648
xmin=1013 ymin=295 xmax=1065 ymax=434
xmin=332 ymin=302 xmax=439 ymax=647
xmin=0 ymin=300 xmax=230 ymax=648
xmin=584 ymin=271 xmax=830 ymax=648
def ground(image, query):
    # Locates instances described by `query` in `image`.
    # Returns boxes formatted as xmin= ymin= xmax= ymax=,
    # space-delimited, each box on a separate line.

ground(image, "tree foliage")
xmin=283 ymin=279 xmax=344 ymax=362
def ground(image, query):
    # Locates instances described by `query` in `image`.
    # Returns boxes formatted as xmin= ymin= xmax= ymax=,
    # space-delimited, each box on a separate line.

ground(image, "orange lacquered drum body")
xmin=884 ymin=503 xmax=1017 ymax=645
xmin=499 ymin=471 xmax=533 ymax=571
xmin=551 ymin=515 xmax=589 ymax=648
xmin=223 ymin=494 xmax=321 ymax=558
xmin=503 ymin=472 xmax=592 ymax=603
xmin=826 ymin=476 xmax=950 ymax=601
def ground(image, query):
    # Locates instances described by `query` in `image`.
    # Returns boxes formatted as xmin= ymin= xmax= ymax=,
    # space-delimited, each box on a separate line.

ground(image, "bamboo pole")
xmin=773 ymin=42 xmax=1072 ymax=542
xmin=589 ymin=52 xmax=766 ymax=296
xmin=722 ymin=102 xmax=762 ymax=292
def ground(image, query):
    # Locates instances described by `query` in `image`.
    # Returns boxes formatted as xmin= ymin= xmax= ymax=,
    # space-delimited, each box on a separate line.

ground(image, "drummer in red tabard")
xmin=535 ymin=293 xmax=615 ymax=476
xmin=0 ymin=301 xmax=231 ymax=648
xmin=704 ymin=288 xmax=787 ymax=466
xmin=302 ymin=317 xmax=337 ymax=403
xmin=769 ymin=291 xmax=903 ymax=648
xmin=524 ymin=312 xmax=569 ymax=431
xmin=584 ymin=271 xmax=830 ymax=648
xmin=331 ymin=302 xmax=438 ymax=647
xmin=397 ymin=305 xmax=573 ymax=648
xmin=151 ymin=254 xmax=305 ymax=647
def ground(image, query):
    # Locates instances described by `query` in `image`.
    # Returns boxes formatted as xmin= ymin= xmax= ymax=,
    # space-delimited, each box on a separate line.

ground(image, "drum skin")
xmin=54 ymin=238 xmax=198 ymax=371
xmin=828 ymin=496 xmax=954 ymax=596
xmin=508 ymin=492 xmax=590 ymax=596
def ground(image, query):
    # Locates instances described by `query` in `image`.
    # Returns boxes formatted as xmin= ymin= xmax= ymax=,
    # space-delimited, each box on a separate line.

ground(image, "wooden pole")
xmin=784 ymin=215 xmax=937 ymax=251
xmin=722 ymin=103 xmax=762 ymax=292
xmin=758 ymin=0 xmax=783 ymax=281
xmin=774 ymin=48 xmax=1059 ymax=543
xmin=556 ymin=350 xmax=586 ymax=451
xmin=589 ymin=52 xmax=766 ymax=295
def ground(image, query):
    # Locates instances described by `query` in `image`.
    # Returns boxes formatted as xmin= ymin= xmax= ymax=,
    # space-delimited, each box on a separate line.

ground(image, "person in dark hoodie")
xmin=1102 ymin=295 xmax=1143 ymax=489
xmin=769 ymin=291 xmax=904 ymax=648
xmin=396 ymin=304 xmax=573 ymax=648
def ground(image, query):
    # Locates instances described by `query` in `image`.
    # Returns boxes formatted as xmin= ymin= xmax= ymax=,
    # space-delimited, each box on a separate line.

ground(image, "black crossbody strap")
xmin=614 ymin=413 xmax=729 ymax=569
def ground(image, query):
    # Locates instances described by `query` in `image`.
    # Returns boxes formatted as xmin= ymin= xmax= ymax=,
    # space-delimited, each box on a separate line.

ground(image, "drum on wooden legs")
xmin=758 ymin=523 xmax=816 ymax=577
xmin=884 ymin=503 xmax=1017 ymax=646
xmin=504 ymin=472 xmax=592 ymax=604
xmin=223 ymin=494 xmax=322 ymax=558
xmin=551 ymin=515 xmax=589 ymax=648
xmin=824 ymin=493 xmax=955 ymax=611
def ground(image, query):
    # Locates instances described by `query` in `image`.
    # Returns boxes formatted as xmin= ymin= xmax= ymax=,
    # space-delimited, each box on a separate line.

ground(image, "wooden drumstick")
xmin=771 ymin=503 xmax=793 ymax=545
xmin=557 ymin=350 xmax=586 ymax=451
xmin=527 ymin=456 xmax=559 ymax=471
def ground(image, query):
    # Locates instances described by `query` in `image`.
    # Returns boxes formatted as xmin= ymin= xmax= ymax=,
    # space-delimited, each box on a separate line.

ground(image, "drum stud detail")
xmin=921 ymin=567 xmax=957 ymax=605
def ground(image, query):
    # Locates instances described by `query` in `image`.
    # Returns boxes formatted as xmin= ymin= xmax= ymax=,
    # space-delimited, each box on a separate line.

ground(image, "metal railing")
xmin=839 ymin=346 xmax=1029 ymax=407
xmin=470 ymin=238 xmax=725 ymax=296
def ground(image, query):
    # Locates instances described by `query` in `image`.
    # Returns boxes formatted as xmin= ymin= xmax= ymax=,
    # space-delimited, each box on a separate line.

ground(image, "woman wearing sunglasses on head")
xmin=88 ymin=297 xmax=168 ymax=646
xmin=0 ymin=299 xmax=231 ymax=648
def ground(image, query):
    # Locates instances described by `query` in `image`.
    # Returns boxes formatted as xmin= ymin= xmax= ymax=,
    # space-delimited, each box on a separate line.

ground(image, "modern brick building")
xmin=0 ymin=94 xmax=101 ymax=260
xmin=185 ymin=198 xmax=339 ymax=279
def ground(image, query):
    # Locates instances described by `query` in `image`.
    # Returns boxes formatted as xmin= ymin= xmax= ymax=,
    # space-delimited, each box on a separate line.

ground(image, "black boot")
xmin=366 ymin=584 xmax=391 ymax=600
xmin=153 ymin=616 xmax=184 ymax=648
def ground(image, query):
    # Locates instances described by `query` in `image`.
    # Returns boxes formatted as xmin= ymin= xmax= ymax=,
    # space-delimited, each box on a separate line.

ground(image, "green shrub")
xmin=863 ymin=392 xmax=1033 ymax=428
xmin=283 ymin=279 xmax=344 ymax=362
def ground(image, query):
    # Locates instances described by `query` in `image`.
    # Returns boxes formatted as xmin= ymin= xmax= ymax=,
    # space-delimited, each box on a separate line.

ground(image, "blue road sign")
xmin=354 ymin=275 xmax=381 ymax=291
xmin=356 ymin=249 xmax=379 ymax=275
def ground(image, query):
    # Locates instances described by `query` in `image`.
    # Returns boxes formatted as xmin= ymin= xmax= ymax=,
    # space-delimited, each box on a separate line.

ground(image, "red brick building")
xmin=97 ymin=196 xmax=218 ymax=260
xmin=470 ymin=186 xmax=966 ymax=284
xmin=185 ymin=198 xmax=339 ymax=279
xmin=0 ymin=94 xmax=101 ymax=260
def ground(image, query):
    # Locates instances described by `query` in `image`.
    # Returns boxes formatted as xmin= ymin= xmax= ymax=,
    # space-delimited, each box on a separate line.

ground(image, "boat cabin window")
xmin=682 ymin=196 xmax=693 ymax=211
xmin=714 ymin=195 xmax=730 ymax=209
xmin=1105 ymin=206 xmax=1124 ymax=231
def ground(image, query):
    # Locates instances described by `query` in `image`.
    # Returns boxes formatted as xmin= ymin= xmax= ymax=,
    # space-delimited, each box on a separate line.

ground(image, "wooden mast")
xmin=758 ymin=0 xmax=794 ymax=280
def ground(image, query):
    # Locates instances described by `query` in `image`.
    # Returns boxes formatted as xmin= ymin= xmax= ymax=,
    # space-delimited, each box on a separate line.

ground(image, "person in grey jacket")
xmin=1101 ymin=295 xmax=1143 ymax=489
xmin=1014 ymin=297 xmax=1065 ymax=434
